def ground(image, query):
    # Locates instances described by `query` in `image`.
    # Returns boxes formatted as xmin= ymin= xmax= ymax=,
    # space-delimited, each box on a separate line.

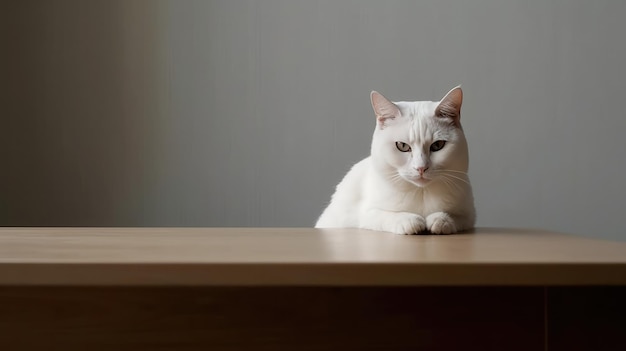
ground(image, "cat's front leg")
xmin=426 ymin=212 xmax=458 ymax=234
xmin=360 ymin=209 xmax=426 ymax=235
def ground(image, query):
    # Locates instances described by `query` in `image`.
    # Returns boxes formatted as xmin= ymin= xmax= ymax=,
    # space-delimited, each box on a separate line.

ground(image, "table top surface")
xmin=0 ymin=227 xmax=625 ymax=286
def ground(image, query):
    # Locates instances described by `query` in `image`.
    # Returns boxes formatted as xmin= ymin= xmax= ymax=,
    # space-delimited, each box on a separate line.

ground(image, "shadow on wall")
xmin=1 ymin=1 xmax=166 ymax=226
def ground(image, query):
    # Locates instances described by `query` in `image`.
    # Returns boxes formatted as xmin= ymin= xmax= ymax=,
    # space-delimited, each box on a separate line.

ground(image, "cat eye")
xmin=395 ymin=142 xmax=411 ymax=152
xmin=430 ymin=140 xmax=446 ymax=152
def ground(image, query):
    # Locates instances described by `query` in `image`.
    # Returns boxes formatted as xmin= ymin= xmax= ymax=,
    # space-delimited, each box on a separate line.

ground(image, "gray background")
xmin=2 ymin=1 xmax=625 ymax=240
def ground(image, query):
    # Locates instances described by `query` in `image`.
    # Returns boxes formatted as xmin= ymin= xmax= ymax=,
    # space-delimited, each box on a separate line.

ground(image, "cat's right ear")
xmin=371 ymin=91 xmax=400 ymax=128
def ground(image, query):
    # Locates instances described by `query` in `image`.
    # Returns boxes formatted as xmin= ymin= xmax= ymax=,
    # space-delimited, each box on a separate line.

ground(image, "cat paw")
xmin=388 ymin=212 xmax=426 ymax=235
xmin=426 ymin=212 xmax=457 ymax=234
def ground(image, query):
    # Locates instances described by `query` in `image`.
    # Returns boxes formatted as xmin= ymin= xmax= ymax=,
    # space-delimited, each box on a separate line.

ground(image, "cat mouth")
xmin=413 ymin=178 xmax=431 ymax=186
xmin=402 ymin=176 xmax=431 ymax=187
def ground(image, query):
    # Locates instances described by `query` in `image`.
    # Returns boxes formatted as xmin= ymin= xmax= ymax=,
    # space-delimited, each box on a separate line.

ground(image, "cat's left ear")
xmin=371 ymin=91 xmax=401 ymax=128
xmin=435 ymin=86 xmax=463 ymax=127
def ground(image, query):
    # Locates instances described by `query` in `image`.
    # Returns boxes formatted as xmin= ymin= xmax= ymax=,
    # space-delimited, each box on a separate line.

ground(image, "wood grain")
xmin=0 ymin=228 xmax=624 ymax=350
xmin=0 ymin=227 xmax=625 ymax=285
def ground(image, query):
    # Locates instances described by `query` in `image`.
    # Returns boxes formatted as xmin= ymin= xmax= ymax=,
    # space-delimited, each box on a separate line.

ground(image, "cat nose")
xmin=417 ymin=166 xmax=429 ymax=176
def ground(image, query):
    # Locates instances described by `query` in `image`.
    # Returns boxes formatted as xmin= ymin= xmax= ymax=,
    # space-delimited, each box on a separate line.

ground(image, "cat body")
xmin=315 ymin=87 xmax=475 ymax=234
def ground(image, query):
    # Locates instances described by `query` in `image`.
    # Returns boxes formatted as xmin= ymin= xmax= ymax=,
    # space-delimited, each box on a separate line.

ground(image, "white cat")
xmin=315 ymin=86 xmax=475 ymax=234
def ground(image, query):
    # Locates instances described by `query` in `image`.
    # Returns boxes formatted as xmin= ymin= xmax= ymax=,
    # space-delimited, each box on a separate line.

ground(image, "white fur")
xmin=315 ymin=87 xmax=475 ymax=234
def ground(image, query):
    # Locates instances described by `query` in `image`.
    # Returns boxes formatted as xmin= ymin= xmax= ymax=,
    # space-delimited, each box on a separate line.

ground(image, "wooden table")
xmin=0 ymin=227 xmax=625 ymax=350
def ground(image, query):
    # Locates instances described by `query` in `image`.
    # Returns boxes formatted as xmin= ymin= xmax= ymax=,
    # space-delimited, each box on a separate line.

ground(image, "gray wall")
xmin=2 ymin=1 xmax=626 ymax=240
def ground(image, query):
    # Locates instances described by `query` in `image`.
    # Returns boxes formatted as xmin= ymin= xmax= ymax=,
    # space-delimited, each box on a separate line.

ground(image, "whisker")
xmin=439 ymin=173 xmax=471 ymax=186
xmin=437 ymin=177 xmax=458 ymax=192
xmin=384 ymin=172 xmax=405 ymax=186
xmin=431 ymin=169 xmax=469 ymax=176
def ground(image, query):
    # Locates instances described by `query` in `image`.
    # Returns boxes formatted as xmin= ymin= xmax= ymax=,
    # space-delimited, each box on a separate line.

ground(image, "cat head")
xmin=369 ymin=86 xmax=469 ymax=188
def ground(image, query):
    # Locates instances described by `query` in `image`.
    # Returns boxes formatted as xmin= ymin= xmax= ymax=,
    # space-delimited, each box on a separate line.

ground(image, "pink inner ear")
xmin=435 ymin=87 xmax=463 ymax=124
xmin=371 ymin=91 xmax=400 ymax=127
xmin=376 ymin=115 xmax=390 ymax=127
xmin=435 ymin=103 xmax=459 ymax=119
